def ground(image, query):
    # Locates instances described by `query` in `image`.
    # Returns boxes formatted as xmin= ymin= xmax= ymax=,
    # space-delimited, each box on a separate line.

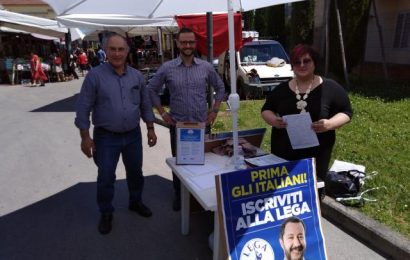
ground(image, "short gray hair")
xmin=101 ymin=32 xmax=129 ymax=52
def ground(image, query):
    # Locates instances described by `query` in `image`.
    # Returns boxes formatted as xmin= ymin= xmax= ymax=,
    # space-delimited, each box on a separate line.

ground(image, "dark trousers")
xmin=170 ymin=126 xmax=180 ymax=198
xmin=93 ymin=127 xmax=144 ymax=213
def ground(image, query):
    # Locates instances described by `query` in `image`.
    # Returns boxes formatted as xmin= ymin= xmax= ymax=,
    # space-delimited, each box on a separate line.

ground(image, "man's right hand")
xmin=161 ymin=112 xmax=176 ymax=126
xmin=81 ymin=136 xmax=95 ymax=158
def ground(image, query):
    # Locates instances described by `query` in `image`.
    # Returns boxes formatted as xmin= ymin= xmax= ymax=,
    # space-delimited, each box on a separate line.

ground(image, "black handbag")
xmin=325 ymin=170 xmax=365 ymax=198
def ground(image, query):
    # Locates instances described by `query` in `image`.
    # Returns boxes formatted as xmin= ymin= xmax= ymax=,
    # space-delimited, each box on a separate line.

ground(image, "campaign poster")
xmin=176 ymin=122 xmax=205 ymax=165
xmin=217 ymin=158 xmax=327 ymax=260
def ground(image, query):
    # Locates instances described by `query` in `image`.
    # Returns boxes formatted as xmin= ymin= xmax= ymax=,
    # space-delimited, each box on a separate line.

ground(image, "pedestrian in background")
xmin=75 ymin=32 xmax=157 ymax=235
xmin=67 ymin=54 xmax=79 ymax=80
xmin=30 ymin=51 xmax=47 ymax=87
xmin=77 ymin=49 xmax=88 ymax=77
xmin=96 ymin=45 xmax=106 ymax=65
xmin=53 ymin=53 xmax=65 ymax=82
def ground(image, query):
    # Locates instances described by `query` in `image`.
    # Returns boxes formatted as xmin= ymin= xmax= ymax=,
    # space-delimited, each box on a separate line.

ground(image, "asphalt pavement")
xmin=0 ymin=78 xmax=408 ymax=259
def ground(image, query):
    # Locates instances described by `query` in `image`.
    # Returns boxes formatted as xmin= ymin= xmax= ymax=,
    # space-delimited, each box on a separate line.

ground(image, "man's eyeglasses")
xmin=293 ymin=58 xmax=312 ymax=67
xmin=179 ymin=40 xmax=197 ymax=46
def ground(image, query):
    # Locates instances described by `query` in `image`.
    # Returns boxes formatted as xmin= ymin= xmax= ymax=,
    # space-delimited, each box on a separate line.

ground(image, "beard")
xmin=285 ymin=245 xmax=305 ymax=260
xmin=180 ymin=47 xmax=195 ymax=58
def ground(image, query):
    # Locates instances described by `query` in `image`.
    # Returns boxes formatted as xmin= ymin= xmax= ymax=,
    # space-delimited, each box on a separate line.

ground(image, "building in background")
xmin=362 ymin=0 xmax=410 ymax=81
xmin=0 ymin=0 xmax=55 ymax=19
xmin=313 ymin=0 xmax=410 ymax=81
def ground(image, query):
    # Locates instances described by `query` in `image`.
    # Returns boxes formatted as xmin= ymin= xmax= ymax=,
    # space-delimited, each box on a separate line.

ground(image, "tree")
xmin=288 ymin=0 xmax=315 ymax=47
xmin=265 ymin=5 xmax=286 ymax=41
xmin=242 ymin=10 xmax=255 ymax=31
xmin=254 ymin=8 xmax=267 ymax=36
xmin=328 ymin=0 xmax=371 ymax=78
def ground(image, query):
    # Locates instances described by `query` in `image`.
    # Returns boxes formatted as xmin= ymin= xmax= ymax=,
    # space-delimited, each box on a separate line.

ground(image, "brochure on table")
xmin=176 ymin=122 xmax=205 ymax=165
xmin=216 ymin=158 xmax=327 ymax=260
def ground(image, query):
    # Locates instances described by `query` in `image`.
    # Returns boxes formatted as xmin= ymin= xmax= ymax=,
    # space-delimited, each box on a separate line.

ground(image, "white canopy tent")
xmin=56 ymin=14 xmax=177 ymax=29
xmin=55 ymin=14 xmax=179 ymax=62
xmin=0 ymin=25 xmax=61 ymax=40
xmin=42 ymin=0 xmax=301 ymax=18
xmin=0 ymin=9 xmax=82 ymax=40
xmin=44 ymin=0 xmax=304 ymax=167
xmin=55 ymin=14 xmax=178 ymax=41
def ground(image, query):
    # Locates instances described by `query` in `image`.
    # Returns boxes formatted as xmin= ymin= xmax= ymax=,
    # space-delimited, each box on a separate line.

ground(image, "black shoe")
xmin=98 ymin=213 xmax=113 ymax=235
xmin=129 ymin=202 xmax=152 ymax=217
xmin=172 ymin=197 xmax=181 ymax=211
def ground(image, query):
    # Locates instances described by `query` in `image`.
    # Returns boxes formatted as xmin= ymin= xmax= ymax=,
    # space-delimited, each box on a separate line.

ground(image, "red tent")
xmin=175 ymin=13 xmax=243 ymax=57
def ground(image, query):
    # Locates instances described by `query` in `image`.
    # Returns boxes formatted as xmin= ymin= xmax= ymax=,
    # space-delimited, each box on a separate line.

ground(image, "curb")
xmin=321 ymin=196 xmax=410 ymax=259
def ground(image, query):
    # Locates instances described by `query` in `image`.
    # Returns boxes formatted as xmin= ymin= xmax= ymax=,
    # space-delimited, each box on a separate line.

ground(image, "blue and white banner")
xmin=217 ymin=158 xmax=327 ymax=260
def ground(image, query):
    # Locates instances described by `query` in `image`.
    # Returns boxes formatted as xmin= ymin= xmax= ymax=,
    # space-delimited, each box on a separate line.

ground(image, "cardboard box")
xmin=204 ymin=128 xmax=266 ymax=152
xmin=176 ymin=122 xmax=205 ymax=165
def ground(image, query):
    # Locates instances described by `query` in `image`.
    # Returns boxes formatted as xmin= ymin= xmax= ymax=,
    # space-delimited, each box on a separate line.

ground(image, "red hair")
xmin=290 ymin=44 xmax=319 ymax=67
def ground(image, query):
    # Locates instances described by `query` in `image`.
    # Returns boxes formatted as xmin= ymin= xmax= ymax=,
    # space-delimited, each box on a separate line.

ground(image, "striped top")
xmin=148 ymin=56 xmax=225 ymax=122
xmin=75 ymin=63 xmax=155 ymax=133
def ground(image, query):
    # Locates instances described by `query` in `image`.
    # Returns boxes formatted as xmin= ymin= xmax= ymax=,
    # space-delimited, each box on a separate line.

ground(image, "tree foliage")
xmin=242 ymin=10 xmax=255 ymax=31
xmin=329 ymin=0 xmax=372 ymax=77
xmin=288 ymin=0 xmax=315 ymax=47
xmin=254 ymin=9 xmax=266 ymax=35
xmin=241 ymin=0 xmax=372 ymax=80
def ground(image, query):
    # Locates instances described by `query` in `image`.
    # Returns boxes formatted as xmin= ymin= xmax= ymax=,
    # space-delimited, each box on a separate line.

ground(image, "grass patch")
xmin=212 ymin=81 xmax=410 ymax=238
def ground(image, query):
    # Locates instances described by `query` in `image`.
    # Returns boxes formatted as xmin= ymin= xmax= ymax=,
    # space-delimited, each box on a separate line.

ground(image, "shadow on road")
xmin=0 ymin=175 xmax=213 ymax=260
xmin=31 ymin=94 xmax=79 ymax=112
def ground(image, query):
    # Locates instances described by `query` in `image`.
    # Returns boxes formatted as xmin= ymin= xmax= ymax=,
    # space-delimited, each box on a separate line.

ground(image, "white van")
xmin=218 ymin=39 xmax=293 ymax=99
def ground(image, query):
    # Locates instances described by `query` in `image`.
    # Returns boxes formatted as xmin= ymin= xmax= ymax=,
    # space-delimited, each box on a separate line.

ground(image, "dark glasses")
xmin=179 ymin=40 xmax=197 ymax=46
xmin=293 ymin=58 xmax=312 ymax=67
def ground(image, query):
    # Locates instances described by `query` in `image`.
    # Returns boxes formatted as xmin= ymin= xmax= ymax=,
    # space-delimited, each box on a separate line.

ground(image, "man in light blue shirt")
xmin=148 ymin=27 xmax=225 ymax=211
xmin=75 ymin=32 xmax=157 ymax=235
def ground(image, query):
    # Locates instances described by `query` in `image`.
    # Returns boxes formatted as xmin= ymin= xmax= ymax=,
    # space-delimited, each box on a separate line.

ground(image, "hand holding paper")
xmin=282 ymin=113 xmax=319 ymax=149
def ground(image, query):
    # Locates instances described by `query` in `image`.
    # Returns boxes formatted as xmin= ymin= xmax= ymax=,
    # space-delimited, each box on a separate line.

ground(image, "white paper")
xmin=245 ymin=153 xmax=287 ymax=167
xmin=283 ymin=113 xmax=319 ymax=149
xmin=176 ymin=124 xmax=205 ymax=165
xmin=329 ymin=160 xmax=365 ymax=172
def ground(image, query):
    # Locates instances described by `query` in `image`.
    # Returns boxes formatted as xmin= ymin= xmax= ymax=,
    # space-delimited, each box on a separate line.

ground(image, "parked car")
xmin=218 ymin=39 xmax=293 ymax=99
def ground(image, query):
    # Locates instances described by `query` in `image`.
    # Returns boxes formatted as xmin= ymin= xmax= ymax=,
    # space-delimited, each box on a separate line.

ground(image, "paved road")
xmin=0 ymin=79 xmax=386 ymax=259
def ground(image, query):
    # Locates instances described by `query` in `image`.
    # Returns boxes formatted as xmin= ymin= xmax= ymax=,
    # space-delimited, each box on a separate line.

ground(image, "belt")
xmin=96 ymin=127 xmax=136 ymax=135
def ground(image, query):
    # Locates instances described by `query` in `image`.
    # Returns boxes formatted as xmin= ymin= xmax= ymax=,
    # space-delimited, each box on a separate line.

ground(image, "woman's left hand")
xmin=312 ymin=119 xmax=332 ymax=133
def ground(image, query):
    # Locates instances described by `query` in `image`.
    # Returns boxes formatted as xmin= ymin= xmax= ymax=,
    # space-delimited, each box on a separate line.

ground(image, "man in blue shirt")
xmin=148 ymin=27 xmax=225 ymax=211
xmin=96 ymin=45 xmax=106 ymax=65
xmin=75 ymin=32 xmax=157 ymax=235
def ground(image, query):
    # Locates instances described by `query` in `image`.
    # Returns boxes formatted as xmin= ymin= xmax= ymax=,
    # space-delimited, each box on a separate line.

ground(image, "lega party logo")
xmin=240 ymin=238 xmax=274 ymax=260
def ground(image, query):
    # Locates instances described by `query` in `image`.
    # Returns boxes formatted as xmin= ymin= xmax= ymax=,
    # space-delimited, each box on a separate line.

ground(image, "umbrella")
xmin=0 ymin=9 xmax=83 ymax=40
xmin=56 ymin=14 xmax=178 ymax=40
xmin=44 ymin=0 xmax=304 ymax=167
xmin=56 ymin=14 xmax=177 ymax=28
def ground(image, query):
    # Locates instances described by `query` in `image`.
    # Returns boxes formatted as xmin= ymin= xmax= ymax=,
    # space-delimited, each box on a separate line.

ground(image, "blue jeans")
xmin=93 ymin=127 xmax=144 ymax=213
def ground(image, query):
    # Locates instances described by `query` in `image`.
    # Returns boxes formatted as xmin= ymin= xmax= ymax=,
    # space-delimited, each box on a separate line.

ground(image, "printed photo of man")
xmin=279 ymin=216 xmax=306 ymax=260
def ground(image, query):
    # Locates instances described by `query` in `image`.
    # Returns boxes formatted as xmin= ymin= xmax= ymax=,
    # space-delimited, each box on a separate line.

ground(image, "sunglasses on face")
xmin=293 ymin=58 xmax=312 ymax=67
xmin=178 ymin=40 xmax=197 ymax=46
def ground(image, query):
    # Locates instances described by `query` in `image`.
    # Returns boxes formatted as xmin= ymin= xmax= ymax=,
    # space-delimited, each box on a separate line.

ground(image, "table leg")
xmin=181 ymin=183 xmax=190 ymax=235
xmin=213 ymin=210 xmax=223 ymax=260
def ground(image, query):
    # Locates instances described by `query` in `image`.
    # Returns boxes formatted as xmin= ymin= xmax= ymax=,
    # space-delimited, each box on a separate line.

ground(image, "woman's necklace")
xmin=295 ymin=76 xmax=315 ymax=113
